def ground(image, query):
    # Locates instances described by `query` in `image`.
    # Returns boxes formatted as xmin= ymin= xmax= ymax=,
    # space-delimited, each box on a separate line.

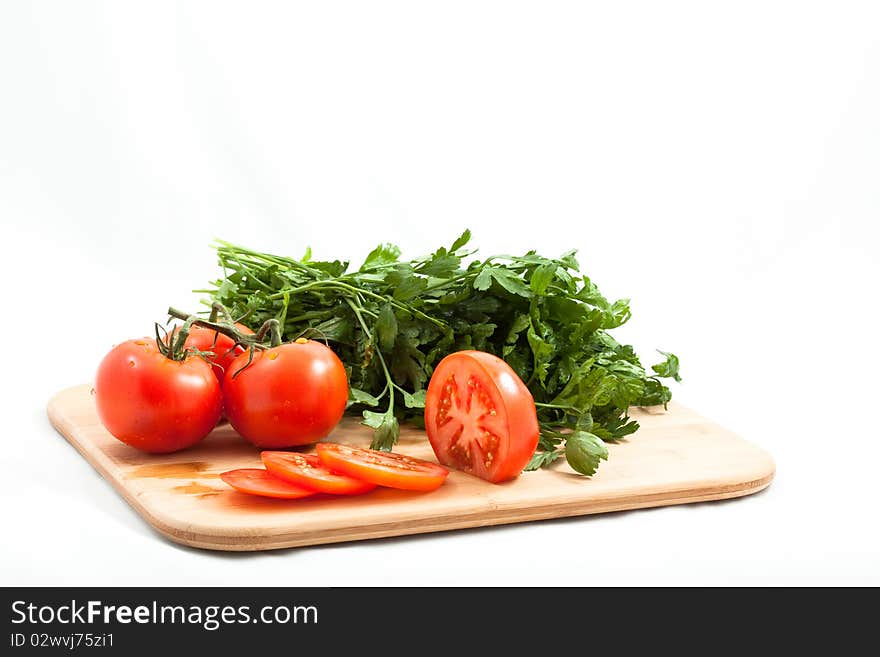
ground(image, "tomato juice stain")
xmin=173 ymin=481 xmax=222 ymax=497
xmin=128 ymin=461 xmax=219 ymax=479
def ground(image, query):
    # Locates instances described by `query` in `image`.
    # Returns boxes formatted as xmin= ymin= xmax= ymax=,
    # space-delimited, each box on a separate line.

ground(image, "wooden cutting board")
xmin=47 ymin=384 xmax=774 ymax=551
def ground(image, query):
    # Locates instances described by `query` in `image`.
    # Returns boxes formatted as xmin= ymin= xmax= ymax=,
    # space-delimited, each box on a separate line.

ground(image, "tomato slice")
xmin=315 ymin=443 xmax=449 ymax=492
xmin=424 ymin=350 xmax=540 ymax=483
xmin=261 ymin=452 xmax=376 ymax=495
xmin=219 ymin=468 xmax=317 ymax=499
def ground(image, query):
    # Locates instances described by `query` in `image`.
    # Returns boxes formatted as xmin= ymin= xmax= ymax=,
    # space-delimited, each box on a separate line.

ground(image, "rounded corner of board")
xmin=729 ymin=438 xmax=776 ymax=497
xmin=734 ymin=461 xmax=776 ymax=499
xmin=46 ymin=398 xmax=70 ymax=436
xmin=753 ymin=448 xmax=777 ymax=487
xmin=46 ymin=384 xmax=91 ymax=424
xmin=137 ymin=503 xmax=276 ymax=552
xmin=136 ymin=508 xmax=237 ymax=552
xmin=45 ymin=391 xmax=66 ymax=422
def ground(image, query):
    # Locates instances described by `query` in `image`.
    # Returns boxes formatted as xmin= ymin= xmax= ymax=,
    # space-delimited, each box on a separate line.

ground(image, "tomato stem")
xmin=206 ymin=301 xmax=235 ymax=325
xmin=167 ymin=306 xmax=256 ymax=347
xmin=167 ymin=306 xmax=273 ymax=347
xmin=254 ymin=318 xmax=283 ymax=347
xmin=155 ymin=315 xmax=197 ymax=362
xmin=165 ymin=304 xmax=283 ymax=372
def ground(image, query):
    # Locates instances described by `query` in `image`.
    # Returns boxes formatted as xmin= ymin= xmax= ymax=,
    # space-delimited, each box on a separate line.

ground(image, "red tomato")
xmin=424 ymin=350 xmax=539 ymax=483
xmin=223 ymin=338 xmax=348 ymax=448
xmin=315 ymin=443 xmax=449 ymax=492
xmin=94 ymin=339 xmax=222 ymax=453
xmin=219 ymin=468 xmax=316 ymax=499
xmin=261 ymin=452 xmax=376 ymax=495
xmin=181 ymin=322 xmax=254 ymax=385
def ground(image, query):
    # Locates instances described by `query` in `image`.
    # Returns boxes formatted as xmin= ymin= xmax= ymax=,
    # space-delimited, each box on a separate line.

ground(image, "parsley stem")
xmin=267 ymin=280 xmax=446 ymax=329
xmin=345 ymin=297 xmax=396 ymax=426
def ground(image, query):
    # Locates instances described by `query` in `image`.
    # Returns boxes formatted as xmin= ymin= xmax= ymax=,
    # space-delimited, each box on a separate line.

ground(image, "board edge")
xmin=148 ymin=470 xmax=775 ymax=551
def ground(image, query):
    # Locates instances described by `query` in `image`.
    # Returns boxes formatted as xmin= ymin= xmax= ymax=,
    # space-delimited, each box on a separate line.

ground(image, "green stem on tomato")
xmin=166 ymin=306 xmax=275 ymax=350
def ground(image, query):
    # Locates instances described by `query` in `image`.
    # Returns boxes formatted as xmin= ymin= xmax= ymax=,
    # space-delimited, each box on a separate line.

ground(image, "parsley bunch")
xmin=201 ymin=230 xmax=680 ymax=476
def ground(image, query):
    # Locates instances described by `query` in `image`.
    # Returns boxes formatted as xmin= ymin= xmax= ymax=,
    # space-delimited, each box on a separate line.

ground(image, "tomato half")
xmin=261 ymin=452 xmax=376 ymax=495
xmin=181 ymin=322 xmax=254 ymax=385
xmin=315 ymin=443 xmax=449 ymax=492
xmin=94 ymin=339 xmax=223 ymax=453
xmin=219 ymin=468 xmax=317 ymax=499
xmin=424 ymin=350 xmax=539 ymax=483
xmin=223 ymin=339 xmax=349 ymax=448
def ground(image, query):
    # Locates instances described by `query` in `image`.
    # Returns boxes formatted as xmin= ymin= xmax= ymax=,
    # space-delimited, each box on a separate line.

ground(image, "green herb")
xmin=200 ymin=230 xmax=680 ymax=476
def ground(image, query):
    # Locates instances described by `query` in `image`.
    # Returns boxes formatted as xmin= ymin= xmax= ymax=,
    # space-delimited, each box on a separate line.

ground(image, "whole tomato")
xmin=94 ymin=338 xmax=223 ymax=453
xmin=223 ymin=338 xmax=348 ymax=448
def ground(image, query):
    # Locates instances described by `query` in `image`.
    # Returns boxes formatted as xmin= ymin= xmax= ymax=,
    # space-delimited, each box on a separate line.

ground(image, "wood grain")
xmin=47 ymin=385 xmax=774 ymax=551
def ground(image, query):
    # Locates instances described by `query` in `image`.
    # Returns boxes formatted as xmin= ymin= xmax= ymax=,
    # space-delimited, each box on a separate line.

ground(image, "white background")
xmin=1 ymin=1 xmax=878 ymax=585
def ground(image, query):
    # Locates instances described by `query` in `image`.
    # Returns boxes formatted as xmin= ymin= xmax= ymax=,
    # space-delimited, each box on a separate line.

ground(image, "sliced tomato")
xmin=261 ymin=452 xmax=376 ymax=495
xmin=424 ymin=350 xmax=539 ymax=483
xmin=315 ymin=443 xmax=449 ymax=492
xmin=219 ymin=468 xmax=317 ymax=500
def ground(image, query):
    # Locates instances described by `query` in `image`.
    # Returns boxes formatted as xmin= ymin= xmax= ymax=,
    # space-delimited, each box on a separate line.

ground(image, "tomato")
xmin=223 ymin=338 xmax=349 ymax=448
xmin=181 ymin=322 xmax=254 ymax=385
xmin=424 ymin=350 xmax=539 ymax=483
xmin=262 ymin=452 xmax=376 ymax=495
xmin=219 ymin=468 xmax=317 ymax=499
xmin=315 ymin=443 xmax=449 ymax=492
xmin=94 ymin=339 xmax=222 ymax=453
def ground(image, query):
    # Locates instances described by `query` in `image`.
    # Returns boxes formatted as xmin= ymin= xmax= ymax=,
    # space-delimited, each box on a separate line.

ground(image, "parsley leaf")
xmin=652 ymin=350 xmax=681 ymax=382
xmin=402 ymin=388 xmax=427 ymax=409
xmin=565 ymin=431 xmax=608 ymax=476
xmin=375 ymin=303 xmax=398 ymax=351
xmin=361 ymin=243 xmax=401 ymax=270
xmin=525 ymin=449 xmax=563 ymax=471
xmin=450 ymin=228 xmax=472 ymax=252
xmin=363 ymin=409 xmax=400 ymax=451
xmin=348 ymin=387 xmax=380 ymax=407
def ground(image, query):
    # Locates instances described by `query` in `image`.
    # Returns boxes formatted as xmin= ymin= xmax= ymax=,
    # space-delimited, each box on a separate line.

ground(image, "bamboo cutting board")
xmin=47 ymin=384 xmax=774 ymax=551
